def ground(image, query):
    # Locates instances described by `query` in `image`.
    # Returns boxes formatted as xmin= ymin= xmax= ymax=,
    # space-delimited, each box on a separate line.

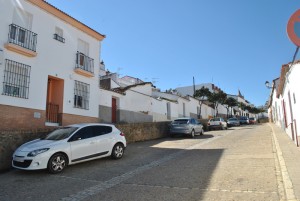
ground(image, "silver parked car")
xmin=227 ymin=118 xmax=240 ymax=127
xmin=170 ymin=118 xmax=204 ymax=138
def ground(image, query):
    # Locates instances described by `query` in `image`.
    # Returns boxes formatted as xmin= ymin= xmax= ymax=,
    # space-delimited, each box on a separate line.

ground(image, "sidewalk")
xmin=269 ymin=123 xmax=300 ymax=201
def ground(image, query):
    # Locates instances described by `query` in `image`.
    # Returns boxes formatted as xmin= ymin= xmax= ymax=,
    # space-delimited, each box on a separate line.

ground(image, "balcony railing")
xmin=8 ymin=24 xmax=37 ymax=52
xmin=53 ymin=33 xmax=65 ymax=43
xmin=75 ymin=51 xmax=94 ymax=74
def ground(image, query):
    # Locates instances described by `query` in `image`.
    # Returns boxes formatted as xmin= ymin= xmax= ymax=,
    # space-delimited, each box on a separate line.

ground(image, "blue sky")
xmin=47 ymin=0 xmax=299 ymax=106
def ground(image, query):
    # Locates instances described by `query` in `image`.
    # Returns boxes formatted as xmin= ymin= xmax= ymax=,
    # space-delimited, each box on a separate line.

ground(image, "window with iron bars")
xmin=74 ymin=80 xmax=90 ymax=109
xmin=2 ymin=59 xmax=31 ymax=99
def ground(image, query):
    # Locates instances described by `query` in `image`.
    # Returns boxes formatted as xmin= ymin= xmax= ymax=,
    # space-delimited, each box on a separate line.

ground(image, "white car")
xmin=12 ymin=123 xmax=126 ymax=173
xmin=207 ymin=117 xmax=228 ymax=130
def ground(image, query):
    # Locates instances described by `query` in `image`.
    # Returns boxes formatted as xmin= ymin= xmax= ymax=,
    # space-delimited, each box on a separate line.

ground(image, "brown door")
xmin=46 ymin=76 xmax=64 ymax=125
xmin=112 ymin=98 xmax=117 ymax=123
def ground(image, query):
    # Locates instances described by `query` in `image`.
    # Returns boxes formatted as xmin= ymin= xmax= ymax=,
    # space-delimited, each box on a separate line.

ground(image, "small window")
xmin=2 ymin=59 xmax=31 ymax=99
xmin=54 ymin=27 xmax=65 ymax=43
xmin=74 ymin=80 xmax=90 ymax=109
xmin=293 ymin=93 xmax=296 ymax=104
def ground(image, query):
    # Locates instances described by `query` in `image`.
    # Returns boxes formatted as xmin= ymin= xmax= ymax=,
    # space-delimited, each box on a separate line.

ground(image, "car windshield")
xmin=44 ymin=127 xmax=78 ymax=141
xmin=228 ymin=118 xmax=237 ymax=121
xmin=249 ymin=118 xmax=255 ymax=120
xmin=172 ymin=119 xmax=189 ymax=124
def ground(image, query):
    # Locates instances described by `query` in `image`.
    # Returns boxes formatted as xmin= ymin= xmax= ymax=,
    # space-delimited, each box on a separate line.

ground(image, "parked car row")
xmin=169 ymin=116 xmax=258 ymax=137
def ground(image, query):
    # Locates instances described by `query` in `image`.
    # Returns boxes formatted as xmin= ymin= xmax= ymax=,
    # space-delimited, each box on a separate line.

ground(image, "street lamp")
xmin=265 ymin=81 xmax=272 ymax=89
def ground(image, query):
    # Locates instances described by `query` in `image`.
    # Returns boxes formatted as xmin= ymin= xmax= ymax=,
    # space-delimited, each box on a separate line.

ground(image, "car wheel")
xmin=111 ymin=143 xmax=124 ymax=159
xmin=200 ymin=128 xmax=204 ymax=135
xmin=191 ymin=129 xmax=195 ymax=138
xmin=47 ymin=153 xmax=67 ymax=174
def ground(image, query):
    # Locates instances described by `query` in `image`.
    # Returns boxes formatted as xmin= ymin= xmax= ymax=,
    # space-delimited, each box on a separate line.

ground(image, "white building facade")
xmin=0 ymin=0 xmax=105 ymax=130
xmin=268 ymin=62 xmax=300 ymax=146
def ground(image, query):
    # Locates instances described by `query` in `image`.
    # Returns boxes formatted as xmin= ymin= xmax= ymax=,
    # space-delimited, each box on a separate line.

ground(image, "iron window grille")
xmin=74 ymin=80 xmax=90 ymax=109
xmin=75 ymin=51 xmax=94 ymax=74
xmin=53 ymin=33 xmax=65 ymax=43
xmin=2 ymin=59 xmax=31 ymax=99
xmin=8 ymin=24 xmax=37 ymax=52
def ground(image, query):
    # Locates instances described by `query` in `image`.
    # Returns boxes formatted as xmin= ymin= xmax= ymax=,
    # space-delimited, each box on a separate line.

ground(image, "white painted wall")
xmin=176 ymin=83 xmax=213 ymax=96
xmin=151 ymin=98 xmax=168 ymax=122
xmin=281 ymin=63 xmax=300 ymax=143
xmin=185 ymin=97 xmax=200 ymax=117
xmin=99 ymin=89 xmax=123 ymax=108
xmin=119 ymin=85 xmax=152 ymax=114
xmin=127 ymin=84 xmax=152 ymax=96
xmin=0 ymin=0 xmax=102 ymax=118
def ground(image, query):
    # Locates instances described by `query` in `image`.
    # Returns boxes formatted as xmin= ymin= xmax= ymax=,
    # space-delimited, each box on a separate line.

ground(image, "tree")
xmin=238 ymin=102 xmax=246 ymax=116
xmin=193 ymin=87 xmax=211 ymax=119
xmin=224 ymin=97 xmax=238 ymax=118
xmin=208 ymin=90 xmax=227 ymax=117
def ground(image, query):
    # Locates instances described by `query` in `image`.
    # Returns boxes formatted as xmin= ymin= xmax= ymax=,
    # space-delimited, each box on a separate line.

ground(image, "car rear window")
xmin=210 ymin=118 xmax=220 ymax=121
xmin=173 ymin=119 xmax=189 ymax=124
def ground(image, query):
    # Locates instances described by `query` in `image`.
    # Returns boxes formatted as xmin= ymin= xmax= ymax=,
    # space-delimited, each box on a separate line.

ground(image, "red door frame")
xmin=112 ymin=98 xmax=117 ymax=123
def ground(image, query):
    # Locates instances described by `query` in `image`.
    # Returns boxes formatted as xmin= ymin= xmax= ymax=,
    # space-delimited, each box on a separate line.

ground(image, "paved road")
xmin=0 ymin=124 xmax=283 ymax=201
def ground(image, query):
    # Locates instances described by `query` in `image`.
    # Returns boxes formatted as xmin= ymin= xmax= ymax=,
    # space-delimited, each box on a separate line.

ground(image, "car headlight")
xmin=27 ymin=148 xmax=50 ymax=157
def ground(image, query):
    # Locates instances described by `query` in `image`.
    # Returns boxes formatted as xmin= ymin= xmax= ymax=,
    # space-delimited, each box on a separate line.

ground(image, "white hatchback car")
xmin=12 ymin=123 xmax=126 ymax=173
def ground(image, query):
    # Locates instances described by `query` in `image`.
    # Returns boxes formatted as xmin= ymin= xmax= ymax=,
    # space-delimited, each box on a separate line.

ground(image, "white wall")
xmin=176 ymin=83 xmax=213 ymax=96
xmin=281 ymin=63 xmax=300 ymax=143
xmin=151 ymin=98 xmax=168 ymax=122
xmin=119 ymin=85 xmax=152 ymax=114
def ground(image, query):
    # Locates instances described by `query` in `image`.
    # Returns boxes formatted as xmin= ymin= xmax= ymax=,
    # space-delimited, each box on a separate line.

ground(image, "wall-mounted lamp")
xmin=265 ymin=81 xmax=272 ymax=89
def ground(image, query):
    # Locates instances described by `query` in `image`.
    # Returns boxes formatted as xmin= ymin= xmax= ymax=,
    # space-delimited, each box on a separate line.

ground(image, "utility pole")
xmin=193 ymin=77 xmax=196 ymax=97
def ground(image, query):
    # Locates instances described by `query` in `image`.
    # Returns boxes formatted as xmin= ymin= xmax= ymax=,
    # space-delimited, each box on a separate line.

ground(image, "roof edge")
xmin=28 ymin=0 xmax=105 ymax=41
